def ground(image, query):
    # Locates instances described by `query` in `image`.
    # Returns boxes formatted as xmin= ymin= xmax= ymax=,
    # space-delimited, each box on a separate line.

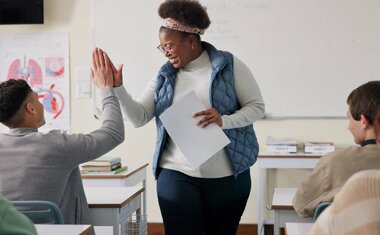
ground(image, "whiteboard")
xmin=93 ymin=0 xmax=380 ymax=118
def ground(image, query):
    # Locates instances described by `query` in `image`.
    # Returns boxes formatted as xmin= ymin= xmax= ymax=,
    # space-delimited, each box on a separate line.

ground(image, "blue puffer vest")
xmin=152 ymin=42 xmax=259 ymax=178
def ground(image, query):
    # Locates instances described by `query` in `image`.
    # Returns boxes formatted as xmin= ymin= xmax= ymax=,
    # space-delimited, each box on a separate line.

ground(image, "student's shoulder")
xmin=43 ymin=129 xmax=63 ymax=134
xmin=322 ymin=145 xmax=375 ymax=161
xmin=320 ymin=145 xmax=358 ymax=160
xmin=34 ymin=129 xmax=66 ymax=145
xmin=37 ymin=129 xmax=65 ymax=139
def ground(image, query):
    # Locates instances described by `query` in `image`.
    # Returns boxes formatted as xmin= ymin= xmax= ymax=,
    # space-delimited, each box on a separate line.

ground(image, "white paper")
xmin=159 ymin=91 xmax=230 ymax=167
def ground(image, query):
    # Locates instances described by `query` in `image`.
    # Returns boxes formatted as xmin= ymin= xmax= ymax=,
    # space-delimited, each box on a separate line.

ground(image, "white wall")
xmin=0 ymin=0 xmax=354 ymax=224
xmin=93 ymin=0 xmax=380 ymax=118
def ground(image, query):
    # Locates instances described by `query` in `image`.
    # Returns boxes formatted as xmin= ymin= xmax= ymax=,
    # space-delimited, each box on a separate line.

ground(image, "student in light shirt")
xmin=309 ymin=169 xmax=380 ymax=235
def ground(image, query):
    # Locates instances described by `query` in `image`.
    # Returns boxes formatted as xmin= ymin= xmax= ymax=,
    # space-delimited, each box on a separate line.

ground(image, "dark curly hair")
xmin=347 ymin=81 xmax=380 ymax=125
xmin=158 ymin=0 xmax=211 ymax=30
xmin=0 ymin=79 xmax=32 ymax=126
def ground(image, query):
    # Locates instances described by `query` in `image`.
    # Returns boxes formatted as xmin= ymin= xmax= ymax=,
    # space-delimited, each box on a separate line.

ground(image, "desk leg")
xmin=115 ymin=210 xmax=121 ymax=235
xmin=143 ymin=177 xmax=147 ymax=216
xmin=257 ymin=167 xmax=267 ymax=235
xmin=274 ymin=211 xmax=279 ymax=235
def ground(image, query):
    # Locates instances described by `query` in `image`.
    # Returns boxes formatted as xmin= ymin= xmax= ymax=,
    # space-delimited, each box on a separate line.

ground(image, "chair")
xmin=11 ymin=200 xmax=64 ymax=224
xmin=313 ymin=201 xmax=332 ymax=220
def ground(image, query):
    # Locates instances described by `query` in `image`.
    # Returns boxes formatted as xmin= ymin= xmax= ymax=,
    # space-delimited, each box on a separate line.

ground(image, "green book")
xmin=114 ymin=166 xmax=128 ymax=174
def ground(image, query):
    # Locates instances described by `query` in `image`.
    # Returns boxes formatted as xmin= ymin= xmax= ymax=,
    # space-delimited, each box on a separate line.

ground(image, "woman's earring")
xmin=191 ymin=44 xmax=194 ymax=50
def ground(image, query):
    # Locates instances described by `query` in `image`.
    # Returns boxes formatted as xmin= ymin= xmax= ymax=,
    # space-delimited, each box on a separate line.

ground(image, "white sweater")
xmin=115 ymin=50 xmax=265 ymax=178
xmin=310 ymin=170 xmax=380 ymax=235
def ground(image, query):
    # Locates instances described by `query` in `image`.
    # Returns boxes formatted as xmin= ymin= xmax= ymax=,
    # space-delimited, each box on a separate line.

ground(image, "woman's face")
xmin=158 ymin=30 xmax=193 ymax=69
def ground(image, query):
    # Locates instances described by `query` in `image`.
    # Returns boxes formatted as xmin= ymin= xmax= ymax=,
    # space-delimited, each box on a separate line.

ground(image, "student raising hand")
xmin=91 ymin=47 xmax=113 ymax=88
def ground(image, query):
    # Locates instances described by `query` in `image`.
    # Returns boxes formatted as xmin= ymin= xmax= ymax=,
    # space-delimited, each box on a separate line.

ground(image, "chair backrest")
xmin=313 ymin=201 xmax=332 ymax=221
xmin=11 ymin=200 xmax=64 ymax=224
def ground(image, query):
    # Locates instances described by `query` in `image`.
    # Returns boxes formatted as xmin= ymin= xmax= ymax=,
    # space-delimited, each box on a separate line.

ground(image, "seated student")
xmin=0 ymin=48 xmax=124 ymax=224
xmin=310 ymin=107 xmax=380 ymax=234
xmin=293 ymin=81 xmax=380 ymax=217
xmin=309 ymin=169 xmax=380 ymax=235
xmin=0 ymin=195 xmax=37 ymax=235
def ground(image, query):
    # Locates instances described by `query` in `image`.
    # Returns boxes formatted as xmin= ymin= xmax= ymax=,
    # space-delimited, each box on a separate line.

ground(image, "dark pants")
xmin=156 ymin=168 xmax=251 ymax=235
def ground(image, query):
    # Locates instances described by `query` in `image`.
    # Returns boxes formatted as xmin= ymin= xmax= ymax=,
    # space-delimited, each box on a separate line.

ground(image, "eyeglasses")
xmin=157 ymin=37 xmax=188 ymax=54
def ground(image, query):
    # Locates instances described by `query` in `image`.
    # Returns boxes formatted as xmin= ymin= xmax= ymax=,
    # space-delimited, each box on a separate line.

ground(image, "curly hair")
xmin=347 ymin=81 xmax=380 ymax=125
xmin=158 ymin=0 xmax=211 ymax=30
xmin=0 ymin=79 xmax=32 ymax=126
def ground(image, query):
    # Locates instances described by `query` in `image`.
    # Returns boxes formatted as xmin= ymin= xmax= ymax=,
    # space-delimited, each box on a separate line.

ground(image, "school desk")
xmin=256 ymin=154 xmax=321 ymax=235
xmin=85 ymin=186 xmax=145 ymax=235
xmin=35 ymin=224 xmax=93 ymax=235
xmin=81 ymin=163 xmax=148 ymax=215
xmin=94 ymin=226 xmax=113 ymax=235
xmin=271 ymin=188 xmax=313 ymax=235
xmin=285 ymin=222 xmax=314 ymax=235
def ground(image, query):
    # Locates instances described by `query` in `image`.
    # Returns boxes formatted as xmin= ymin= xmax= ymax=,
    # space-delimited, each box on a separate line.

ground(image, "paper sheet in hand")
xmin=159 ymin=91 xmax=230 ymax=167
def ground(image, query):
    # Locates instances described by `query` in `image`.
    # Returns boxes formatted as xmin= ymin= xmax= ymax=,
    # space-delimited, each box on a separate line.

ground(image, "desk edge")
xmin=88 ymin=188 xmax=145 ymax=208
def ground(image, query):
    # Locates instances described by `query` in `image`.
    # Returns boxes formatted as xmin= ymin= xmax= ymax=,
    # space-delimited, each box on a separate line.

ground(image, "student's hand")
xmin=91 ymin=48 xmax=113 ymax=89
xmin=104 ymin=52 xmax=124 ymax=87
xmin=193 ymin=108 xmax=222 ymax=128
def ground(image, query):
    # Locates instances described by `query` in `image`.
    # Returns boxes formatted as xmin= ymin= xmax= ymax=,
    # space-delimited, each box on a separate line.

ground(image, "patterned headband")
xmin=162 ymin=18 xmax=205 ymax=35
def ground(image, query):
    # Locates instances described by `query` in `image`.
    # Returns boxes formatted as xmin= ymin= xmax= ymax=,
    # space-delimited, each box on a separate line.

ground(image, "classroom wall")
xmin=0 ymin=0 xmax=354 ymax=224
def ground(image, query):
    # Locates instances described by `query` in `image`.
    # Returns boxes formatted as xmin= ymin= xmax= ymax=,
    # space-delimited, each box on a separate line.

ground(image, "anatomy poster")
xmin=0 ymin=33 xmax=70 ymax=132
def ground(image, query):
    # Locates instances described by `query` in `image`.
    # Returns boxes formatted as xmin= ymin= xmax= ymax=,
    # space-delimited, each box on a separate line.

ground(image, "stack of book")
xmin=265 ymin=136 xmax=297 ymax=154
xmin=304 ymin=142 xmax=335 ymax=155
xmin=80 ymin=156 xmax=128 ymax=174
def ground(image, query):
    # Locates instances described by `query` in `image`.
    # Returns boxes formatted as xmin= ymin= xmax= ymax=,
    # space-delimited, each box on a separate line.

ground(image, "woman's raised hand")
xmin=103 ymin=52 xmax=124 ymax=87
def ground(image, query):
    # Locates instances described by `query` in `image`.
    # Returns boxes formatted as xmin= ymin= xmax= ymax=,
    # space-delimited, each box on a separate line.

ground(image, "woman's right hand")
xmin=104 ymin=52 xmax=124 ymax=87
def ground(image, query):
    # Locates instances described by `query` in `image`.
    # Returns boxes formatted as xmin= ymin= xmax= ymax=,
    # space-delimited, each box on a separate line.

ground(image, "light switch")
xmin=76 ymin=67 xmax=91 ymax=98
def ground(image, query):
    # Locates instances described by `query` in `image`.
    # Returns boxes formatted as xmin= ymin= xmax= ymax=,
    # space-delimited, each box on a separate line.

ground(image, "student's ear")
xmin=25 ymin=102 xmax=36 ymax=115
xmin=360 ymin=114 xmax=370 ymax=129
